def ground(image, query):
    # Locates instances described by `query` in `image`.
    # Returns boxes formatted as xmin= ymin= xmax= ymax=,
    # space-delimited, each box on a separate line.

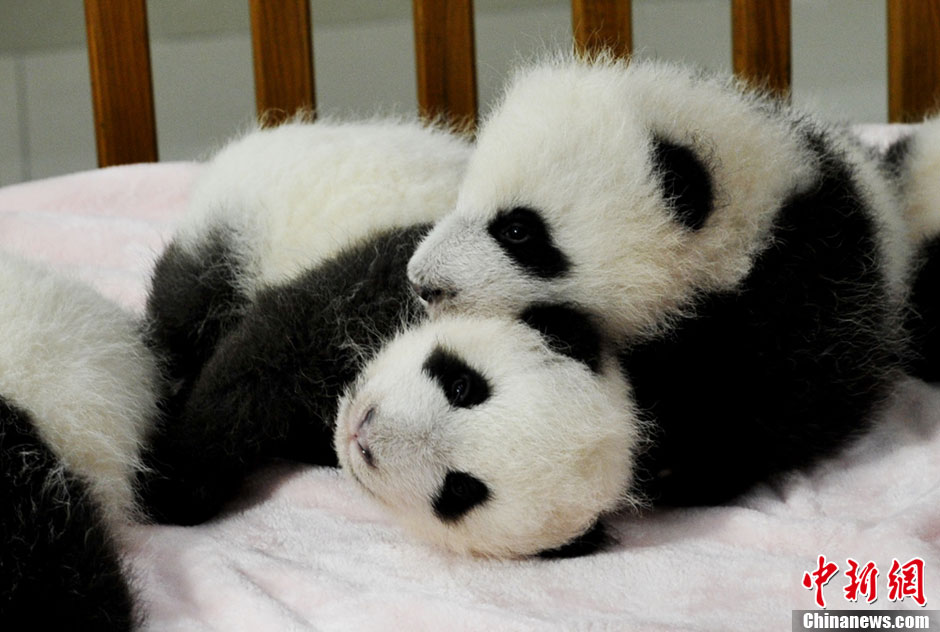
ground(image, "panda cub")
xmin=142 ymin=119 xmax=640 ymax=558
xmin=335 ymin=306 xmax=640 ymax=558
xmin=141 ymin=119 xmax=471 ymax=524
xmin=0 ymin=254 xmax=160 ymax=628
xmin=407 ymin=56 xmax=914 ymax=506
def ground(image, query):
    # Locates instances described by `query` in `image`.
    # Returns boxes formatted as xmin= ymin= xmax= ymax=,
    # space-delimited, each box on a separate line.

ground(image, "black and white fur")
xmin=140 ymin=119 xmax=472 ymax=524
xmin=142 ymin=119 xmax=640 ymax=558
xmin=0 ymin=254 xmax=160 ymax=628
xmin=407 ymin=56 xmax=916 ymax=506
xmin=335 ymin=305 xmax=639 ymax=558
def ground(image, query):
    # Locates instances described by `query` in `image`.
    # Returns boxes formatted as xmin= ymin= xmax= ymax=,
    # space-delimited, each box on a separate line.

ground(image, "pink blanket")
xmin=1 ymin=140 xmax=936 ymax=631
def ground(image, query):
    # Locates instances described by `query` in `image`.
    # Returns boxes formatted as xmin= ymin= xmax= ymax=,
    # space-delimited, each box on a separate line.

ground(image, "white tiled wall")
xmin=0 ymin=0 xmax=889 ymax=186
xmin=150 ymin=34 xmax=255 ymax=162
xmin=0 ymin=57 xmax=24 ymax=186
xmin=20 ymin=48 xmax=95 ymax=181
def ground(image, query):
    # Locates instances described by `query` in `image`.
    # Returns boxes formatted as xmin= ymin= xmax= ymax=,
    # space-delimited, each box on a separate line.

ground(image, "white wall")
xmin=0 ymin=0 xmax=887 ymax=186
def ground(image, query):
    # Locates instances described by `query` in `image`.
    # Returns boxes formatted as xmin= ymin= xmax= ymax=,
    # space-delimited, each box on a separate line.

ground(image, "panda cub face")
xmin=333 ymin=307 xmax=640 ymax=558
xmin=408 ymin=56 xmax=817 ymax=340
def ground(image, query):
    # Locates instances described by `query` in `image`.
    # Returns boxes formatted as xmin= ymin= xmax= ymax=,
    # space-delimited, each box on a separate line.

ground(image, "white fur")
xmin=334 ymin=315 xmax=640 ymax=558
xmin=0 ymin=253 xmax=160 ymax=525
xmin=408 ymin=56 xmax=910 ymax=339
xmin=896 ymin=116 xmax=940 ymax=244
xmin=178 ymin=118 xmax=471 ymax=297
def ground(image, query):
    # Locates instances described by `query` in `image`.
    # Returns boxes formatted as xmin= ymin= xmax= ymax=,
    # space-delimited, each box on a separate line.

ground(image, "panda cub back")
xmin=176 ymin=118 xmax=471 ymax=297
xmin=0 ymin=253 xmax=160 ymax=627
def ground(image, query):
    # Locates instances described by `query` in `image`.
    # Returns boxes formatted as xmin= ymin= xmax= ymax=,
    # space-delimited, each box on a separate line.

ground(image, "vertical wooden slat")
xmin=888 ymin=0 xmax=940 ymax=122
xmin=84 ymin=0 xmax=158 ymax=167
xmin=412 ymin=0 xmax=478 ymax=131
xmin=731 ymin=0 xmax=791 ymax=97
xmin=249 ymin=0 xmax=316 ymax=125
xmin=572 ymin=0 xmax=632 ymax=59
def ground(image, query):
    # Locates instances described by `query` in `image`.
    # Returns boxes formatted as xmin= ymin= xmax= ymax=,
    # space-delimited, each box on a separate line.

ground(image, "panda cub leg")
xmin=139 ymin=230 xmax=250 ymax=524
xmin=1 ymin=398 xmax=137 ymax=629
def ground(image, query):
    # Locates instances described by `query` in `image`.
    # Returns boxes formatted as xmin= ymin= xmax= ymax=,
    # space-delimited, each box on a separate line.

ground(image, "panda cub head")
xmin=333 ymin=305 xmax=641 ymax=558
xmin=408 ymin=56 xmax=818 ymax=339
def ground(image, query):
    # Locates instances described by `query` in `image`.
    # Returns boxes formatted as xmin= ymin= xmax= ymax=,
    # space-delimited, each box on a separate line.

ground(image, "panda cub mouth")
xmin=354 ymin=406 xmax=376 ymax=468
xmin=343 ymin=403 xmax=377 ymax=469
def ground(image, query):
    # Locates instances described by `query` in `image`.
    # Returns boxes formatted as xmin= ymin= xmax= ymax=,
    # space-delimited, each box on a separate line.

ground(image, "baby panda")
xmin=886 ymin=117 xmax=940 ymax=382
xmin=140 ymin=119 xmax=471 ymax=525
xmin=0 ymin=253 xmax=161 ymax=628
xmin=407 ymin=55 xmax=914 ymax=506
xmin=141 ymin=118 xmax=640 ymax=557
xmin=334 ymin=306 xmax=640 ymax=559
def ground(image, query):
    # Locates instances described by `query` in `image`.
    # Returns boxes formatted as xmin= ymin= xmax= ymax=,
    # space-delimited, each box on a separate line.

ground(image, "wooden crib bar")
xmin=249 ymin=0 xmax=316 ymax=126
xmin=572 ymin=0 xmax=633 ymax=59
xmin=84 ymin=0 xmax=940 ymax=168
xmin=888 ymin=0 xmax=940 ymax=123
xmin=84 ymin=0 xmax=157 ymax=167
xmin=413 ymin=0 xmax=478 ymax=130
xmin=731 ymin=0 xmax=791 ymax=97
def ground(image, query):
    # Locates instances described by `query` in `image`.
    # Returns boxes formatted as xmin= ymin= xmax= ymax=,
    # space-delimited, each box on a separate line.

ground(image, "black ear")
xmin=650 ymin=136 xmax=714 ymax=231
xmin=881 ymin=134 xmax=912 ymax=179
xmin=538 ymin=521 xmax=611 ymax=559
xmin=520 ymin=304 xmax=602 ymax=373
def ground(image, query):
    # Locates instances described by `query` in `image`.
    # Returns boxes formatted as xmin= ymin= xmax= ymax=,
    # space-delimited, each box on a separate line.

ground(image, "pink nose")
xmin=355 ymin=407 xmax=376 ymax=467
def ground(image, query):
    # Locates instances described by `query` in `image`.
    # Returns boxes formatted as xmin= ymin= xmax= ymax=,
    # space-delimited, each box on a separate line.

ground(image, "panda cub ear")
xmin=650 ymin=135 xmax=714 ymax=231
xmin=520 ymin=304 xmax=602 ymax=373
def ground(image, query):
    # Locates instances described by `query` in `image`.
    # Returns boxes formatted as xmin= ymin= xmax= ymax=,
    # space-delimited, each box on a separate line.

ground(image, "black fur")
xmin=520 ymin=303 xmax=602 ymax=373
xmin=906 ymin=236 xmax=940 ymax=382
xmin=538 ymin=521 xmax=610 ymax=559
xmin=487 ymin=206 xmax=571 ymax=279
xmin=623 ymin=133 xmax=902 ymax=506
xmin=143 ymin=228 xmax=249 ymax=417
xmin=140 ymin=225 xmax=428 ymax=525
xmin=0 ymin=396 xmax=137 ymax=629
xmin=651 ymin=136 xmax=715 ymax=231
xmin=881 ymin=134 xmax=913 ymax=180
xmin=423 ymin=347 xmax=491 ymax=408
xmin=432 ymin=470 xmax=491 ymax=522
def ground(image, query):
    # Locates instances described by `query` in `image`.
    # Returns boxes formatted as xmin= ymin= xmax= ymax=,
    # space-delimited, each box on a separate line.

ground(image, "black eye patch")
xmin=650 ymin=136 xmax=714 ymax=231
xmin=486 ymin=206 xmax=570 ymax=279
xmin=433 ymin=470 xmax=491 ymax=522
xmin=423 ymin=346 xmax=491 ymax=408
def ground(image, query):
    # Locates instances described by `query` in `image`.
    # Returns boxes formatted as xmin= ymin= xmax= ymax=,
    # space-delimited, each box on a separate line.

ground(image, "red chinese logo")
xmin=844 ymin=559 xmax=879 ymax=604
xmin=802 ymin=555 xmax=926 ymax=608
xmin=887 ymin=558 xmax=926 ymax=607
xmin=803 ymin=555 xmax=840 ymax=608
